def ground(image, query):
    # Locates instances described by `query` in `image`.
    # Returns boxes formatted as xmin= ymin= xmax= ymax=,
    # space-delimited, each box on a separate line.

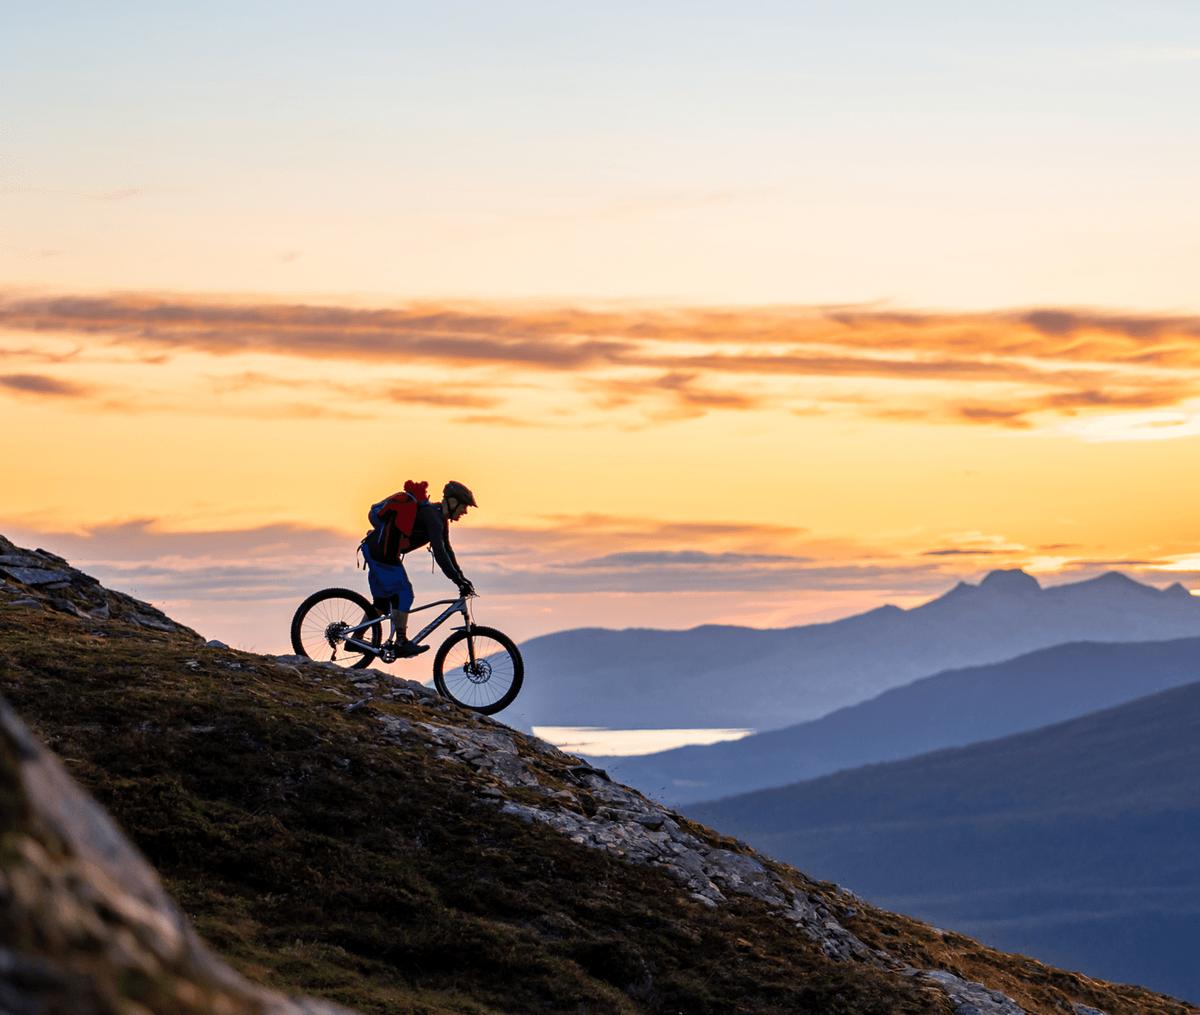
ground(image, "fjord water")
xmin=532 ymin=726 xmax=754 ymax=756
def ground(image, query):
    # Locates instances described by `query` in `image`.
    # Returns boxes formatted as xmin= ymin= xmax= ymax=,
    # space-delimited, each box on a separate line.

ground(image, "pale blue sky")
xmin=4 ymin=2 xmax=1199 ymax=305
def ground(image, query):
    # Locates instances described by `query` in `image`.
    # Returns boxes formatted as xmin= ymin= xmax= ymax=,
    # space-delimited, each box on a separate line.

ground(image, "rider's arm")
xmin=422 ymin=505 xmax=467 ymax=586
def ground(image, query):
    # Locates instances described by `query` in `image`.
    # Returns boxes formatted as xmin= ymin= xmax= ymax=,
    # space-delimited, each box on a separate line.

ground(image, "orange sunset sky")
xmin=4 ymin=3 xmax=1200 ymax=652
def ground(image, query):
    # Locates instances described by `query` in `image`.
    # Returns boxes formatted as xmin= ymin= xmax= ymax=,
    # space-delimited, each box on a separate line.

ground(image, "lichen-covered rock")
xmin=917 ymin=970 xmax=1028 ymax=1014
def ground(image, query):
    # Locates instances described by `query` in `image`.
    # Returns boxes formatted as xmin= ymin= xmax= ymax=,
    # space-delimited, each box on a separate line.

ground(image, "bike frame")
xmin=341 ymin=596 xmax=475 ymax=662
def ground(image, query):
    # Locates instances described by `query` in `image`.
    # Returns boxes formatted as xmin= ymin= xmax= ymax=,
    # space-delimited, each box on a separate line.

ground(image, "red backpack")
xmin=363 ymin=480 xmax=429 ymax=564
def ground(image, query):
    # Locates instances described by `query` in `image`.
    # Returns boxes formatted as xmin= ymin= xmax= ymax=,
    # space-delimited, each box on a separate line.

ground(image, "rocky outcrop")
xmin=0 ymin=536 xmax=189 ymax=634
xmin=917 ymin=970 xmax=1031 ymax=1015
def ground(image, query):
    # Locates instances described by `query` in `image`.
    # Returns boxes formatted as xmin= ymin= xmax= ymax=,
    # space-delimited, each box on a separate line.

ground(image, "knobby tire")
xmin=433 ymin=624 xmax=524 ymax=715
xmin=290 ymin=587 xmax=382 ymax=670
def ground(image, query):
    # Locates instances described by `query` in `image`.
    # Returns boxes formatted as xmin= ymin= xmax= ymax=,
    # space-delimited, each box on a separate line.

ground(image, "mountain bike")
xmin=289 ymin=589 xmax=523 ymax=715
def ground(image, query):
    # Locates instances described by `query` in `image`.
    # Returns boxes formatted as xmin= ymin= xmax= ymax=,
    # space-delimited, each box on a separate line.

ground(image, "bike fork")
xmin=461 ymin=602 xmax=478 ymax=668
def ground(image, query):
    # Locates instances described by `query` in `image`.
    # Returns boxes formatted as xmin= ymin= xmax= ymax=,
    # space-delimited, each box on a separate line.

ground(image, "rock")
xmin=208 ymin=640 xmax=230 ymax=649
xmin=48 ymin=597 xmax=90 ymax=618
xmin=32 ymin=548 xmax=70 ymax=566
xmin=706 ymin=849 xmax=784 ymax=906
xmin=129 ymin=613 xmax=175 ymax=632
xmin=391 ymin=679 xmax=440 ymax=700
xmin=567 ymin=763 xmax=611 ymax=782
xmin=919 ymin=970 xmax=1027 ymax=1014
xmin=0 ymin=566 xmax=73 ymax=587
xmin=375 ymin=716 xmax=412 ymax=738
xmin=499 ymin=801 xmax=538 ymax=824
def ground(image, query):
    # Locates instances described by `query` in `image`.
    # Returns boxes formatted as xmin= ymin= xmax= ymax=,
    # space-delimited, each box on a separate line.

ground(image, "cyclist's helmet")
xmin=443 ymin=480 xmax=478 ymax=508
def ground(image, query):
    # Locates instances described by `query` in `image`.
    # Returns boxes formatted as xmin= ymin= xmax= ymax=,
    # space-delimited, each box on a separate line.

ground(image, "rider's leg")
xmin=385 ymin=601 xmax=409 ymax=643
xmin=392 ymin=567 xmax=427 ymax=658
xmin=366 ymin=556 xmax=426 ymax=657
xmin=372 ymin=595 xmax=397 ymax=628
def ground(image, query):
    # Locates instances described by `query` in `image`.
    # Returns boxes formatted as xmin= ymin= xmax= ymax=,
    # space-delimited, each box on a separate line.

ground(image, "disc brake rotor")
xmin=464 ymin=659 xmax=493 ymax=684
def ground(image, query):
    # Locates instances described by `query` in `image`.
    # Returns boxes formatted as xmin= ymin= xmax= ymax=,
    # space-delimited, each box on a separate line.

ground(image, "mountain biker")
xmin=362 ymin=480 xmax=477 ymax=657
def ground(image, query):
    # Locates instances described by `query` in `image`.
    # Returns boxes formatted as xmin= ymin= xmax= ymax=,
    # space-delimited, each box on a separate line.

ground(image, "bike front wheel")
xmin=290 ymin=587 xmax=382 ymax=670
xmin=433 ymin=625 xmax=524 ymax=715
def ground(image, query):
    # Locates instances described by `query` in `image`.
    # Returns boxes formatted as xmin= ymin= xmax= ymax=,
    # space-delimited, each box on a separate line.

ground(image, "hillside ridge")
xmin=1 ymin=533 xmax=1194 ymax=1015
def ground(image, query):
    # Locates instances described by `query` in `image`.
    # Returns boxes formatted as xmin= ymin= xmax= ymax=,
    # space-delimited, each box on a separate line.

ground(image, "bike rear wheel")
xmin=433 ymin=625 xmax=523 ymax=714
xmin=290 ymin=588 xmax=382 ymax=670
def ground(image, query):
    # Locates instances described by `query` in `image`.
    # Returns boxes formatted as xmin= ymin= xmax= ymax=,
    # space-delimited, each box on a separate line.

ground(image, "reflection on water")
xmin=533 ymin=726 xmax=755 ymax=757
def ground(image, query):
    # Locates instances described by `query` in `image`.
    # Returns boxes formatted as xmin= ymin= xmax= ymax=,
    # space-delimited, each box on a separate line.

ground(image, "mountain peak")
xmin=1062 ymin=570 xmax=1157 ymax=595
xmin=979 ymin=568 xmax=1041 ymax=594
xmin=1094 ymin=570 xmax=1141 ymax=587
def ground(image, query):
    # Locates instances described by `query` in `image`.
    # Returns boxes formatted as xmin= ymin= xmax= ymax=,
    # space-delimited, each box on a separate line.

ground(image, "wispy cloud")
xmin=7 ymin=292 xmax=1200 ymax=431
xmin=570 ymin=550 xmax=811 ymax=569
xmin=922 ymin=548 xmax=1007 ymax=557
xmin=0 ymin=372 xmax=91 ymax=397
xmin=208 ymin=370 xmax=499 ymax=409
xmin=0 ymin=293 xmax=631 ymax=369
xmin=9 ymin=292 xmax=1200 ymax=367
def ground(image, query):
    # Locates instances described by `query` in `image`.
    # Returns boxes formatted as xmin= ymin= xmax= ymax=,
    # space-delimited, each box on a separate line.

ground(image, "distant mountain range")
xmin=600 ymin=635 xmax=1200 ymax=804
xmin=510 ymin=568 xmax=1200 ymax=732
xmin=690 ymin=680 xmax=1200 ymax=1003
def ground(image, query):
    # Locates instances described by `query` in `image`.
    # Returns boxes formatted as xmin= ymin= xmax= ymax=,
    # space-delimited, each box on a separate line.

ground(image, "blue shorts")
xmin=363 ymin=547 xmax=414 ymax=612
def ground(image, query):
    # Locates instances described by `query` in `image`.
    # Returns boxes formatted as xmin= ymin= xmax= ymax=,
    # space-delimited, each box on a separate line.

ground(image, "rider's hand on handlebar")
xmin=457 ymin=580 xmax=476 ymax=598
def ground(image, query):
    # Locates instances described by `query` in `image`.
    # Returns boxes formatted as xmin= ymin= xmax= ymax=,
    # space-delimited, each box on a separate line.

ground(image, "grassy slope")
xmin=0 ymin=550 xmax=1192 ymax=1014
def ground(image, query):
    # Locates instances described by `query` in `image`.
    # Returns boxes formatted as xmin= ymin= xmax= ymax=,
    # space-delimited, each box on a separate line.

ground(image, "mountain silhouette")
xmin=601 ymin=636 xmax=1200 ymax=804
xmin=510 ymin=568 xmax=1200 ymax=731
xmin=2 ymin=533 xmax=1194 ymax=1014
xmin=691 ymin=681 xmax=1200 ymax=1004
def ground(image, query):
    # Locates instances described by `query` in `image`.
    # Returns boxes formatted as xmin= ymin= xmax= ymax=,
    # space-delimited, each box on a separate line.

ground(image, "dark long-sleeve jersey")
xmin=406 ymin=501 xmax=467 ymax=585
